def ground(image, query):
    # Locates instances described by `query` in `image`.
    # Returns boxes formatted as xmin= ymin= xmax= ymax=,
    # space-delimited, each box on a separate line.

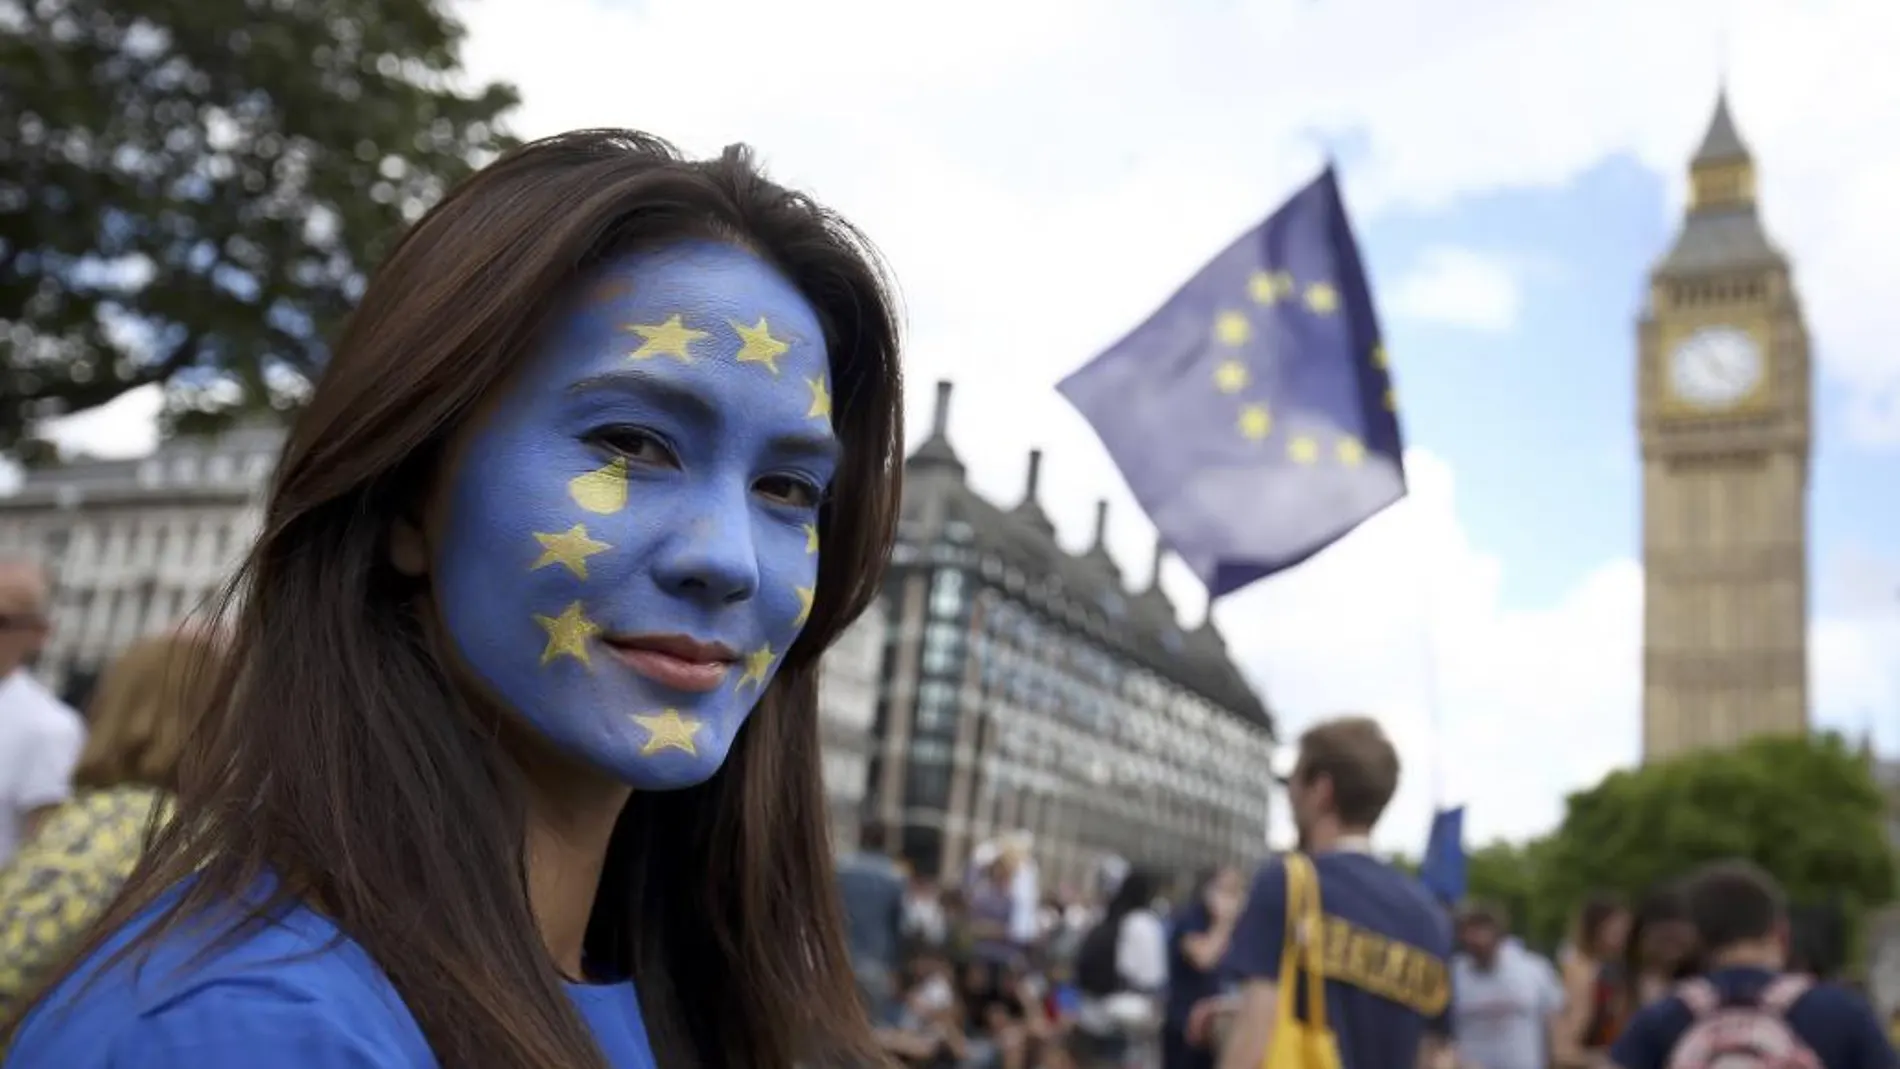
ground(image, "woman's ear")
xmin=389 ymin=514 xmax=430 ymax=577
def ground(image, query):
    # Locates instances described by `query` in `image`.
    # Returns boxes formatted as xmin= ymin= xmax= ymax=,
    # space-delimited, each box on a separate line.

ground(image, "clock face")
xmin=1668 ymin=326 xmax=1764 ymax=410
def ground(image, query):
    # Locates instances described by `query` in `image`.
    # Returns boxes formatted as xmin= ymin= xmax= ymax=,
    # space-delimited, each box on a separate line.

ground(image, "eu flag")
xmin=1057 ymin=167 xmax=1404 ymax=599
xmin=1418 ymin=806 xmax=1467 ymax=907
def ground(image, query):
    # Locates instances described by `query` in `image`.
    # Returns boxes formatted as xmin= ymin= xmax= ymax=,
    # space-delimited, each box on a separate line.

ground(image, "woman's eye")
xmin=756 ymin=475 xmax=820 ymax=509
xmin=592 ymin=427 xmax=675 ymax=467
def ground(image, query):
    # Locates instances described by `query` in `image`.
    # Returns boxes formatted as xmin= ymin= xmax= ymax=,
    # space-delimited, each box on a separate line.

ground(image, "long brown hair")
xmin=71 ymin=628 xmax=222 ymax=793
xmin=24 ymin=130 xmax=904 ymax=1068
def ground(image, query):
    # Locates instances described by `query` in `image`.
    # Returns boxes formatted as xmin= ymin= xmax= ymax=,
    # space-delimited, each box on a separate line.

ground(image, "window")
xmin=903 ymin=761 xmax=951 ymax=811
xmin=929 ymin=569 xmax=966 ymax=620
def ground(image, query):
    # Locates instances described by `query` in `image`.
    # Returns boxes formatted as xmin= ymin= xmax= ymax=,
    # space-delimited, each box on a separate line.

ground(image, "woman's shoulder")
xmin=8 ymin=891 xmax=436 ymax=1068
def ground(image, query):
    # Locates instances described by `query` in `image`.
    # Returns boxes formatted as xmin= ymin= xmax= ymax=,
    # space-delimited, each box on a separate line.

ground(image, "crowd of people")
xmin=838 ymin=713 xmax=1900 ymax=1069
xmin=0 ymin=130 xmax=1893 ymax=1069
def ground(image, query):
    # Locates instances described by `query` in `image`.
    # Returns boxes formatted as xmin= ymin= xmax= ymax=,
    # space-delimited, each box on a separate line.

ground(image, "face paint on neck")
xmin=434 ymin=241 xmax=835 ymax=789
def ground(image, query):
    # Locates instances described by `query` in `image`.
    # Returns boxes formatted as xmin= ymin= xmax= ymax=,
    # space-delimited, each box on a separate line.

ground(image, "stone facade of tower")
xmin=1637 ymin=94 xmax=1812 ymax=762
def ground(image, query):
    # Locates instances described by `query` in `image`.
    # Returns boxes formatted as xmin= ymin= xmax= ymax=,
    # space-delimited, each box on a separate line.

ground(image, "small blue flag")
xmin=1057 ymin=167 xmax=1405 ymax=600
xmin=1418 ymin=806 xmax=1467 ymax=907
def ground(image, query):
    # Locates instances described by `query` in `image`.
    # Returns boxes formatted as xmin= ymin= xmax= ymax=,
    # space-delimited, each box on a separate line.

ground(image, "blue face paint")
xmin=434 ymin=241 xmax=836 ymax=790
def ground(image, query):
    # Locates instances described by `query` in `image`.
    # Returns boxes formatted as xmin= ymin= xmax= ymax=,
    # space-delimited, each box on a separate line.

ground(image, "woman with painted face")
xmin=4 ymin=130 xmax=904 ymax=1069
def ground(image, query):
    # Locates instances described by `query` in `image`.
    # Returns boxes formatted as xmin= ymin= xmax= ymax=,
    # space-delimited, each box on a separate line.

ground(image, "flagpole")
xmin=1416 ymin=541 xmax=1448 ymax=809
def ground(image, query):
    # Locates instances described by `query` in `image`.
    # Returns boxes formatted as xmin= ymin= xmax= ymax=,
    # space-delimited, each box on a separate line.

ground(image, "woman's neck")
xmin=511 ymin=727 xmax=631 ymax=980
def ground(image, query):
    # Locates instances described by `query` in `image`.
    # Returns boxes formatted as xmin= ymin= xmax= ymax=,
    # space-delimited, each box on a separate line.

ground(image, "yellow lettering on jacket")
xmin=1312 ymin=914 xmax=1450 ymax=1016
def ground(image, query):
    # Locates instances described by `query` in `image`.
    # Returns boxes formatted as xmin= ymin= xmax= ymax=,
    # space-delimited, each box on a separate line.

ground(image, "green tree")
xmin=0 ymin=0 xmax=518 ymax=450
xmin=1465 ymin=837 xmax=1567 ymax=952
xmin=1538 ymin=732 xmax=1894 ymax=953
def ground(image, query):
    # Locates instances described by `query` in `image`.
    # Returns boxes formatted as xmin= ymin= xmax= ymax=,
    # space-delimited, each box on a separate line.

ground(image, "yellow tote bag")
xmin=1263 ymin=853 xmax=1343 ymax=1069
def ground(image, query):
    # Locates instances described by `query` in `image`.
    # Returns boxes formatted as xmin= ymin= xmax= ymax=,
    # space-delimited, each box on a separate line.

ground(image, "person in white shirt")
xmin=0 ymin=555 xmax=85 ymax=865
xmin=1073 ymin=866 xmax=1170 ymax=1068
xmin=1451 ymin=903 xmax=1566 ymax=1069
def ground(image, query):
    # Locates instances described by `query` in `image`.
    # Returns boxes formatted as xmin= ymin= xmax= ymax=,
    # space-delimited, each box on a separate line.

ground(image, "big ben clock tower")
xmin=1638 ymin=93 xmax=1812 ymax=762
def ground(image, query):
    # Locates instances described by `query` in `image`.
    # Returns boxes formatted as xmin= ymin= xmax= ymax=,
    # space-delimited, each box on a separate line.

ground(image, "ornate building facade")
xmin=868 ymin=381 xmax=1277 ymax=889
xmin=1638 ymin=94 xmax=1813 ymax=761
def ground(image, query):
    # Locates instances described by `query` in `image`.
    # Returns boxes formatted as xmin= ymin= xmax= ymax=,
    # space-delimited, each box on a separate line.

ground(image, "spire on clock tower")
xmin=1689 ymin=90 xmax=1756 ymax=211
xmin=1656 ymin=90 xmax=1783 ymax=277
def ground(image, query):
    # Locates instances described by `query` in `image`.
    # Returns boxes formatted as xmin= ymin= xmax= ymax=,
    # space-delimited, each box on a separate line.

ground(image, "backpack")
xmin=1663 ymin=976 xmax=1823 ymax=1069
xmin=1074 ymin=914 xmax=1124 ymax=997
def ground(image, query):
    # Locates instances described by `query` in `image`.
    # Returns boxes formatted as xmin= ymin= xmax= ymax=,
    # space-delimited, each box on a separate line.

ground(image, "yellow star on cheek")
xmin=736 ymin=644 xmax=776 ymax=691
xmin=1304 ymin=282 xmax=1339 ymax=315
xmin=1372 ymin=343 xmax=1388 ymax=369
xmin=806 ymin=375 xmax=832 ymax=421
xmin=794 ymin=585 xmax=815 ymax=628
xmin=801 ymin=523 xmax=819 ymax=554
xmin=1214 ymin=310 xmax=1252 ymax=347
xmin=730 ymin=316 xmax=791 ymax=374
xmin=632 ymin=709 xmax=703 ymax=756
xmin=1213 ymin=359 xmax=1250 ymax=395
xmin=530 ymin=524 xmax=611 ymax=579
xmin=534 ymin=601 xmax=599 ymax=667
xmin=1288 ymin=436 xmax=1320 ymax=464
xmin=625 ymin=313 xmax=708 ymax=362
xmin=568 ymin=458 xmax=629 ymax=515
xmin=1384 ymin=386 xmax=1397 ymax=411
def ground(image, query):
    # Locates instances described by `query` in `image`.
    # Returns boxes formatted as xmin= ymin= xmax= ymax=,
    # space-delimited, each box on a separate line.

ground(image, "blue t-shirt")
xmin=1608 ymin=966 xmax=1897 ymax=1069
xmin=5 ymin=892 xmax=657 ymax=1068
xmin=1223 ymin=851 xmax=1454 ymax=1069
xmin=1165 ymin=898 xmax=1221 ymax=1030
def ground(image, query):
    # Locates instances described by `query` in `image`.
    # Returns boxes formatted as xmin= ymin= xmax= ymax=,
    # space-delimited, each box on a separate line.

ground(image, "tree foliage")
xmin=1533 ymin=733 xmax=1894 ymax=952
xmin=0 ymin=0 xmax=519 ymax=449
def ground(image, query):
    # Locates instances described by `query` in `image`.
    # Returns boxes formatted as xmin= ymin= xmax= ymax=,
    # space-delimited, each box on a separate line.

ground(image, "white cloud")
xmin=1220 ymin=448 xmax=1645 ymax=849
xmin=40 ymin=385 xmax=162 ymax=460
xmin=34 ymin=0 xmax=1900 ymax=844
xmin=1388 ymin=248 xmax=1524 ymax=333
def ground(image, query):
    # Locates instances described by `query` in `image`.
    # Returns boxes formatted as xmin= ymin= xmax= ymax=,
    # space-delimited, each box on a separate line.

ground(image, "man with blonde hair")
xmin=0 ymin=553 xmax=84 ymax=864
xmin=1219 ymin=715 xmax=1456 ymax=1069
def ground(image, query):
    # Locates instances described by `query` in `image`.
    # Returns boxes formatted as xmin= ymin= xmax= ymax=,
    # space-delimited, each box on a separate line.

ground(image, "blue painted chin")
xmin=429 ymin=581 xmax=773 ymax=791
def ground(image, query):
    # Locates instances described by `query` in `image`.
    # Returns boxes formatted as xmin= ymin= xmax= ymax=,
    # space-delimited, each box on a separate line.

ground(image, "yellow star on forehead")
xmin=1237 ymin=404 xmax=1272 ymax=441
xmin=1336 ymin=436 xmax=1366 ymax=467
xmin=1288 ymin=436 xmax=1320 ymax=464
xmin=534 ymin=601 xmax=599 ymax=667
xmin=1304 ymin=282 xmax=1339 ymax=315
xmin=530 ymin=524 xmax=612 ymax=580
xmin=632 ymin=709 xmax=703 ymax=757
xmin=730 ymin=316 xmax=791 ymax=374
xmin=1213 ymin=359 xmax=1250 ymax=395
xmin=806 ymin=375 xmax=832 ymax=421
xmin=801 ymin=523 xmax=819 ymax=554
xmin=793 ymin=585 xmax=815 ymax=627
xmin=1214 ymin=310 xmax=1252 ymax=347
xmin=736 ymin=644 xmax=776 ymax=691
xmin=1372 ymin=343 xmax=1388 ymax=369
xmin=568 ymin=457 xmax=629 ymax=515
xmin=625 ymin=313 xmax=708 ymax=362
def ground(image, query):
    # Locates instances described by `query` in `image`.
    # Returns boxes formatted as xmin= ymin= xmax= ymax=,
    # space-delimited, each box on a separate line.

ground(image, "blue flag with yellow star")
xmin=1057 ymin=166 xmax=1404 ymax=600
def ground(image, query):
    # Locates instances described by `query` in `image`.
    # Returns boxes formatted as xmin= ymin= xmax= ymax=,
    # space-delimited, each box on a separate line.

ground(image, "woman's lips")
xmin=604 ymin=633 xmax=737 ymax=694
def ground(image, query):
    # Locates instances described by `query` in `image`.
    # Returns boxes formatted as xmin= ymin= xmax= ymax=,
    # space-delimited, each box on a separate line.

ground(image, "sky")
xmin=28 ymin=0 xmax=1900 ymax=851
